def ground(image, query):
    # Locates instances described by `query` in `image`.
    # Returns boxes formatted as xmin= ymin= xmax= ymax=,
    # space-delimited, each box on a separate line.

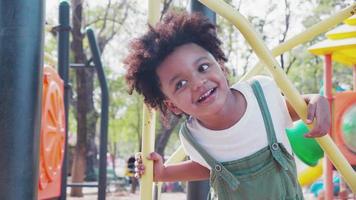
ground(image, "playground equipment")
xmin=298 ymin=160 xmax=324 ymax=187
xmin=139 ymin=2 xmax=159 ymax=200
xmin=286 ymin=121 xmax=324 ymax=167
xmin=0 ymin=0 xmax=44 ymax=199
xmin=308 ymin=14 xmax=356 ymax=199
xmin=0 ymin=1 xmax=109 ymax=199
xmin=140 ymin=1 xmax=356 ymax=200
xmin=44 ymin=6 xmax=110 ymax=200
xmin=38 ymin=66 xmax=66 ymax=199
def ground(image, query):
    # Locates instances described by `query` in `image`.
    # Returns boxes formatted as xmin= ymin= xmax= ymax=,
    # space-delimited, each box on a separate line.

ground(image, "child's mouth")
xmin=197 ymin=88 xmax=216 ymax=103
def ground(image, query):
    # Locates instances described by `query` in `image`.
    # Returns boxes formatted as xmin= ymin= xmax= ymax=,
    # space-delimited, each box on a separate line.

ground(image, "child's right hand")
xmin=135 ymin=152 xmax=165 ymax=182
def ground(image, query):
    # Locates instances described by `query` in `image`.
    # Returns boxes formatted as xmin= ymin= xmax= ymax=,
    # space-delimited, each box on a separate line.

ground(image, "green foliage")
xmin=102 ymin=67 xmax=143 ymax=157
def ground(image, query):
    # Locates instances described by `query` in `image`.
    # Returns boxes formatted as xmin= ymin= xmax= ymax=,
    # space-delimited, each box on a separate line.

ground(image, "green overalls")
xmin=181 ymin=80 xmax=304 ymax=200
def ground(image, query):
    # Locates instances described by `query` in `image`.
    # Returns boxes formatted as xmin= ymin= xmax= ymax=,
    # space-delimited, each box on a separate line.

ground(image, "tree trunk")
xmin=155 ymin=113 xmax=180 ymax=158
xmin=70 ymin=145 xmax=86 ymax=197
xmin=70 ymin=0 xmax=98 ymax=196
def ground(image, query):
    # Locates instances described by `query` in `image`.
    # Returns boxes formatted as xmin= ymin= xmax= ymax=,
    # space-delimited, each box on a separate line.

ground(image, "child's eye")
xmin=175 ymin=80 xmax=187 ymax=90
xmin=198 ymin=64 xmax=209 ymax=72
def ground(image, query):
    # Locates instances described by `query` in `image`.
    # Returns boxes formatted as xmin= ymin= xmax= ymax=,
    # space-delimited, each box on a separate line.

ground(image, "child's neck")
xmin=197 ymin=89 xmax=247 ymax=131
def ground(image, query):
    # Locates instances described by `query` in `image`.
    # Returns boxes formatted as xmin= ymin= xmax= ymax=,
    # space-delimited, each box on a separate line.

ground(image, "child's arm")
xmin=286 ymin=94 xmax=330 ymax=138
xmin=135 ymin=152 xmax=210 ymax=182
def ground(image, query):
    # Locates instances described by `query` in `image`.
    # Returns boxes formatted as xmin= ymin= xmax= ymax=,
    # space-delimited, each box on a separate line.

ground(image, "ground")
xmin=67 ymin=191 xmax=186 ymax=200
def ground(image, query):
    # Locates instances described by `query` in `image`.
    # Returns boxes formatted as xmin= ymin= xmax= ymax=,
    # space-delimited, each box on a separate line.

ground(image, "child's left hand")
xmin=304 ymin=95 xmax=331 ymax=138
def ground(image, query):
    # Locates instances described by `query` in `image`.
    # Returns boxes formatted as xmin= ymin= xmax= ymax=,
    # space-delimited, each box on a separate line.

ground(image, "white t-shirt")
xmin=179 ymin=76 xmax=294 ymax=169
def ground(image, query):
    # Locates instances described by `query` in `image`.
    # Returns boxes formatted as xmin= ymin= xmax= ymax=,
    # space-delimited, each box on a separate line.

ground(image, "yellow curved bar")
xmin=156 ymin=146 xmax=187 ymax=199
xmin=140 ymin=1 xmax=160 ymax=200
xmin=298 ymin=160 xmax=323 ymax=187
xmin=240 ymin=4 xmax=356 ymax=81
xmin=199 ymin=0 xmax=356 ymax=193
xmin=164 ymin=145 xmax=186 ymax=165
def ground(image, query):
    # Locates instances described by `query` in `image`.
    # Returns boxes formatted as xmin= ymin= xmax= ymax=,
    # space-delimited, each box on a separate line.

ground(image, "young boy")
xmin=124 ymin=12 xmax=330 ymax=200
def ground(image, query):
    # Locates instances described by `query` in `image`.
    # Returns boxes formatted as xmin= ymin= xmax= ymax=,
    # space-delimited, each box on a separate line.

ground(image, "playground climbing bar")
xmin=139 ymin=1 xmax=159 ymax=200
xmin=241 ymin=3 xmax=356 ymax=81
xmin=87 ymin=28 xmax=110 ymax=200
xmin=57 ymin=1 xmax=71 ymax=199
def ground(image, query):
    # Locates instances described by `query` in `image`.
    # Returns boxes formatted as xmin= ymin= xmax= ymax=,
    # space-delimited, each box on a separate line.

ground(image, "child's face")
xmin=157 ymin=43 xmax=231 ymax=119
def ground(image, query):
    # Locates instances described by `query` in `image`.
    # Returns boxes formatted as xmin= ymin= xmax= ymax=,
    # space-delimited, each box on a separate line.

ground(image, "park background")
xmin=44 ymin=0 xmax=355 ymax=198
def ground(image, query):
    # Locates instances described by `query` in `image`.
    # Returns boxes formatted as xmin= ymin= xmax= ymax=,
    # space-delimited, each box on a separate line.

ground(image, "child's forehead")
xmin=164 ymin=43 xmax=212 ymax=61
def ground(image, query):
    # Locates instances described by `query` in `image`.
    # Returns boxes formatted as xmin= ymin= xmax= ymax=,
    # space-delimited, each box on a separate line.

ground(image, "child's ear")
xmin=164 ymin=100 xmax=183 ymax=115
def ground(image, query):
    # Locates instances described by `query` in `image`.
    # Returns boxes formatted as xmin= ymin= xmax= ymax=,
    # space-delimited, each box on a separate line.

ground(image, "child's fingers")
xmin=306 ymin=102 xmax=316 ymax=124
xmin=134 ymin=163 xmax=145 ymax=178
xmin=136 ymin=152 xmax=160 ymax=161
xmin=305 ymin=117 xmax=330 ymax=138
xmin=148 ymin=152 xmax=163 ymax=162
xmin=304 ymin=125 xmax=326 ymax=138
xmin=135 ymin=152 xmax=142 ymax=162
xmin=134 ymin=173 xmax=141 ymax=179
xmin=133 ymin=152 xmax=162 ymax=179
xmin=305 ymin=97 xmax=330 ymax=138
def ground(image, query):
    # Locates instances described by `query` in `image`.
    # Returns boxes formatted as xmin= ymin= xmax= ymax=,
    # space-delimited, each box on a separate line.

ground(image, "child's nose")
xmin=192 ymin=77 xmax=207 ymax=91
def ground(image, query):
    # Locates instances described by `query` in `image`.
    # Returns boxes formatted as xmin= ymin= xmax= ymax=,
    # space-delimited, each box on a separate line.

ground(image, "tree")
xmin=286 ymin=0 xmax=353 ymax=93
xmin=155 ymin=113 xmax=180 ymax=157
xmin=69 ymin=0 xmax=132 ymax=196
xmin=70 ymin=0 xmax=93 ymax=197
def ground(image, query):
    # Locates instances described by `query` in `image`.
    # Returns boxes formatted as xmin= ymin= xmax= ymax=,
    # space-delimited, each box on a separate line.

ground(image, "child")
xmin=124 ymin=11 xmax=330 ymax=200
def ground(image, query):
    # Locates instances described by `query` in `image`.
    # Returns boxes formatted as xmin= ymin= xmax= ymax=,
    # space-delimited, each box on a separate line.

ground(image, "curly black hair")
xmin=124 ymin=11 xmax=227 ymax=114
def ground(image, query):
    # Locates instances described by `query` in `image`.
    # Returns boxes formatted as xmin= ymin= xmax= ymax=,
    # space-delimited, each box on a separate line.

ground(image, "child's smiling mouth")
xmin=197 ymin=87 xmax=217 ymax=103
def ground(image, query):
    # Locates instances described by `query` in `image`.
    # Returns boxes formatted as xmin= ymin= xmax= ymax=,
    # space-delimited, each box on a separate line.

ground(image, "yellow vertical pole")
xmin=239 ymin=4 xmax=356 ymax=81
xmin=140 ymin=106 xmax=156 ymax=200
xmin=140 ymin=1 xmax=160 ymax=200
xmin=199 ymin=0 xmax=356 ymax=192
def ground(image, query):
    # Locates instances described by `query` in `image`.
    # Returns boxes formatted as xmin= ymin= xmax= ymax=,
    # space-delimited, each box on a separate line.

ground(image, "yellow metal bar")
xmin=199 ymin=0 xmax=356 ymax=192
xmin=140 ymin=106 xmax=156 ymax=200
xmin=240 ymin=4 xmax=356 ymax=81
xmin=140 ymin=1 xmax=160 ymax=200
xmin=164 ymin=145 xmax=186 ymax=165
xmin=156 ymin=146 xmax=186 ymax=199
xmin=148 ymin=0 xmax=160 ymax=26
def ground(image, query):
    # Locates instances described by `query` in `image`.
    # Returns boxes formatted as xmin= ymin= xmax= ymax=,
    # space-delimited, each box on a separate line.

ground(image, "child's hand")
xmin=304 ymin=95 xmax=331 ymax=138
xmin=135 ymin=152 xmax=165 ymax=182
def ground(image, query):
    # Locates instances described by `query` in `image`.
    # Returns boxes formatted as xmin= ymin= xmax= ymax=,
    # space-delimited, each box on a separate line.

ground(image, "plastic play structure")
xmin=289 ymin=16 xmax=356 ymax=197
xmin=306 ymin=15 xmax=356 ymax=199
xmin=38 ymin=66 xmax=66 ymax=199
xmin=0 ymin=1 xmax=109 ymax=200
xmin=140 ymin=1 xmax=356 ymax=200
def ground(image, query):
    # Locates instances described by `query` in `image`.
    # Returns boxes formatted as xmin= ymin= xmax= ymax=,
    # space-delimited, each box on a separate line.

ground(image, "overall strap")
xmin=250 ymin=79 xmax=289 ymax=170
xmin=180 ymin=123 xmax=240 ymax=190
